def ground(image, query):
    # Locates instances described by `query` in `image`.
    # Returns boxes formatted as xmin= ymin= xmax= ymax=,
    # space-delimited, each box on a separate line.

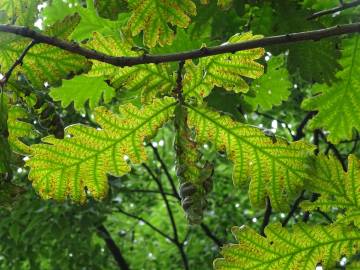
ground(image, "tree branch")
xmin=142 ymin=163 xmax=179 ymax=242
xmin=260 ymin=197 xmax=272 ymax=236
xmin=148 ymin=144 xmax=180 ymax=200
xmin=97 ymin=224 xmax=130 ymax=270
xmin=282 ymin=190 xmax=305 ymax=227
xmin=0 ymin=23 xmax=359 ymax=67
xmin=116 ymin=207 xmax=174 ymax=243
xmin=200 ymin=223 xmax=223 ymax=247
xmin=308 ymin=0 xmax=360 ymax=20
xmin=293 ymin=111 xmax=317 ymax=141
xmin=0 ymin=40 xmax=36 ymax=87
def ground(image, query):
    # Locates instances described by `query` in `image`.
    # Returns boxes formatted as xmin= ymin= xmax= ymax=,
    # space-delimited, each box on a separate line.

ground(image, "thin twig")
xmin=142 ymin=163 xmax=179 ymax=242
xmin=116 ymin=207 xmax=174 ymax=243
xmin=318 ymin=131 xmax=346 ymax=170
xmin=282 ymin=190 xmax=305 ymax=227
xmin=119 ymin=187 xmax=175 ymax=197
xmin=148 ymin=144 xmax=180 ymax=199
xmin=254 ymin=111 xmax=295 ymax=140
xmin=293 ymin=111 xmax=317 ymax=141
xmin=0 ymin=23 xmax=360 ymax=67
xmin=0 ymin=40 xmax=36 ymax=87
xmin=200 ymin=224 xmax=223 ymax=247
xmin=260 ymin=197 xmax=272 ymax=236
xmin=97 ymin=224 xmax=130 ymax=270
xmin=308 ymin=0 xmax=360 ymax=20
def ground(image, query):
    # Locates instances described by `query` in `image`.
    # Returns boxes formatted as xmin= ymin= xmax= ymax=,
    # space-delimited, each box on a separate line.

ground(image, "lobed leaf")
xmin=302 ymin=36 xmax=360 ymax=143
xmin=87 ymin=33 xmax=175 ymax=103
xmin=302 ymin=154 xmax=360 ymax=227
xmin=126 ymin=0 xmax=197 ymax=47
xmin=50 ymin=75 xmax=115 ymax=112
xmin=214 ymin=223 xmax=360 ymax=270
xmin=27 ymin=97 xmax=176 ymax=202
xmin=245 ymin=55 xmax=292 ymax=110
xmin=187 ymin=105 xmax=314 ymax=211
xmin=183 ymin=32 xmax=264 ymax=102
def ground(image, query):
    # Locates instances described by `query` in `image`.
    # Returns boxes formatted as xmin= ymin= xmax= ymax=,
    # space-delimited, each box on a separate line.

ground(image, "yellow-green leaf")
xmin=302 ymin=154 xmax=360 ymax=227
xmin=126 ymin=0 xmax=196 ymax=47
xmin=187 ymin=105 xmax=314 ymax=211
xmin=27 ymin=97 xmax=176 ymax=202
xmin=214 ymin=223 xmax=360 ymax=270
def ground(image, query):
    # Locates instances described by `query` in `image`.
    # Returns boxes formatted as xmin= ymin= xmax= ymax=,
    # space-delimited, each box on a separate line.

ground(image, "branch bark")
xmin=308 ymin=0 xmax=360 ymax=20
xmin=0 ymin=23 xmax=359 ymax=67
xmin=97 ymin=224 xmax=130 ymax=270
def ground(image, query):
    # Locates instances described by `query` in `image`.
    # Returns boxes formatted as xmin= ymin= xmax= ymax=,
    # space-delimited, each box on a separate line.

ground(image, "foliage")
xmin=214 ymin=222 xmax=360 ymax=270
xmin=1 ymin=0 xmax=360 ymax=269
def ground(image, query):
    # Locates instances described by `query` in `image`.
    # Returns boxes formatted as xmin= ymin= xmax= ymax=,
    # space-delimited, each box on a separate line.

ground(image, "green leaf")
xmin=183 ymin=32 xmax=265 ymax=102
xmin=7 ymin=106 xmax=36 ymax=154
xmin=0 ymin=15 xmax=90 ymax=89
xmin=50 ymin=75 xmax=115 ymax=112
xmin=27 ymin=97 xmax=176 ymax=202
xmin=94 ymin=0 xmax=128 ymax=20
xmin=187 ymin=105 xmax=314 ymax=211
xmin=126 ymin=0 xmax=197 ymax=47
xmin=245 ymin=55 xmax=292 ymax=110
xmin=302 ymin=36 xmax=360 ymax=143
xmin=214 ymin=222 xmax=360 ymax=270
xmin=251 ymin=1 xmax=341 ymax=84
xmin=0 ymin=0 xmax=40 ymax=26
xmin=87 ymin=32 xmax=175 ymax=103
xmin=302 ymin=154 xmax=360 ymax=227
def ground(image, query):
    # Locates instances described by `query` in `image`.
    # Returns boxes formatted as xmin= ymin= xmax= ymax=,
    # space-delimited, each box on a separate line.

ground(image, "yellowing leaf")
xmin=187 ymin=105 xmax=314 ymax=211
xmin=87 ymin=33 xmax=175 ymax=103
xmin=214 ymin=223 xmax=360 ymax=270
xmin=126 ymin=0 xmax=197 ymax=47
xmin=183 ymin=32 xmax=264 ymax=101
xmin=302 ymin=154 xmax=360 ymax=227
xmin=27 ymin=98 xmax=176 ymax=202
xmin=8 ymin=106 xmax=36 ymax=154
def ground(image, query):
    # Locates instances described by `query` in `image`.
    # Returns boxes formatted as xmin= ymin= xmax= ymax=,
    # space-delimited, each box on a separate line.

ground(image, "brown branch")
xmin=0 ymin=23 xmax=359 ymax=67
xmin=308 ymin=0 xmax=360 ymax=20
xmin=97 ymin=225 xmax=130 ymax=270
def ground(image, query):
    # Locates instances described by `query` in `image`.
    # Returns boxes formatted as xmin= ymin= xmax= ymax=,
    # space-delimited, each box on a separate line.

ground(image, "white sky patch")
xmin=315 ymin=266 xmax=323 ymax=270
xmin=37 ymin=2 xmax=48 ymax=11
xmin=252 ymin=217 xmax=257 ymax=223
xmin=265 ymin=55 xmax=271 ymax=61
xmin=0 ymin=73 xmax=4 ymax=80
xmin=34 ymin=18 xmax=43 ymax=30
xmin=23 ymin=156 xmax=30 ymax=161
xmin=17 ymin=168 xmax=24 ymax=173
xmin=340 ymin=257 xmax=347 ymax=266
xmin=271 ymin=120 xmax=278 ymax=130
xmin=152 ymin=141 xmax=158 ymax=148
xmin=123 ymin=155 xmax=129 ymax=161
xmin=158 ymin=139 xmax=164 ymax=147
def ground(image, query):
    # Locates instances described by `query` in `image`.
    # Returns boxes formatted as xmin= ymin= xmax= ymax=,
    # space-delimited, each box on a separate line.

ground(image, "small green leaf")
xmin=302 ymin=36 xmax=360 ymax=143
xmin=50 ymin=75 xmax=115 ymax=112
xmin=245 ymin=55 xmax=292 ymax=110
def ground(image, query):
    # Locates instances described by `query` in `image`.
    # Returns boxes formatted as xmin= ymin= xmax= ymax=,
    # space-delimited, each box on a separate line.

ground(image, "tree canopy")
xmin=0 ymin=0 xmax=360 ymax=269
